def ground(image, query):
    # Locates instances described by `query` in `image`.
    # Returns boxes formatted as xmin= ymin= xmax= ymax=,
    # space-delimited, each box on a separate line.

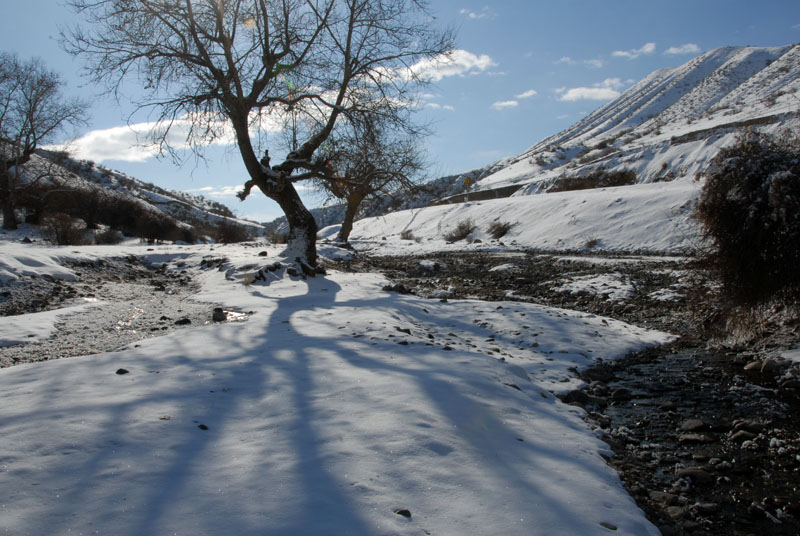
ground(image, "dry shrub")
xmin=695 ymin=132 xmax=800 ymax=305
xmin=487 ymin=221 xmax=513 ymax=239
xmin=443 ymin=218 xmax=476 ymax=242
xmin=214 ymin=219 xmax=252 ymax=244
xmin=95 ymin=227 xmax=124 ymax=245
xmin=41 ymin=213 xmax=88 ymax=245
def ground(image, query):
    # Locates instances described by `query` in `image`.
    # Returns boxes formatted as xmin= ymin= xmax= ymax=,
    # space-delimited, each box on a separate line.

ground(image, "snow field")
xmin=321 ymin=178 xmax=703 ymax=255
xmin=0 ymin=243 xmax=673 ymax=535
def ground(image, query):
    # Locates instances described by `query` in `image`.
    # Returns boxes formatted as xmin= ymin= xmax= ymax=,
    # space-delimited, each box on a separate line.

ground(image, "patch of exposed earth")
xmin=0 ymin=256 xmax=246 ymax=367
xmin=331 ymin=250 xmax=800 ymax=536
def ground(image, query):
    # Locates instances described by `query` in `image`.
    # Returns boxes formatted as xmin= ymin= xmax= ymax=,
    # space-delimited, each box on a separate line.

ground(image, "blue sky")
xmin=2 ymin=1 xmax=799 ymax=222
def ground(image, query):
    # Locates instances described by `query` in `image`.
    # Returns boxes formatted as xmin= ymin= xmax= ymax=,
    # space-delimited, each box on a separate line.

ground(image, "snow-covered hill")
xmin=15 ymin=149 xmax=264 ymax=239
xmin=315 ymin=44 xmax=799 ymax=253
xmin=470 ymin=44 xmax=800 ymax=195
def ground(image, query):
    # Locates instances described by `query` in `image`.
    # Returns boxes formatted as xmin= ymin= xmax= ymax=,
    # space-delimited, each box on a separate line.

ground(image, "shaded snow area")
xmin=320 ymin=179 xmax=702 ymax=256
xmin=0 ymin=241 xmax=673 ymax=535
xmin=0 ymin=299 xmax=105 ymax=346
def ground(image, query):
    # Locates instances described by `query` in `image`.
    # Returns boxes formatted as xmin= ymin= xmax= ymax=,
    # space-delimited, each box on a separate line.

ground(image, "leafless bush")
xmin=400 ymin=229 xmax=415 ymax=240
xmin=695 ymin=132 xmax=800 ymax=305
xmin=443 ymin=219 xmax=476 ymax=242
xmin=214 ymin=220 xmax=252 ymax=244
xmin=41 ymin=213 xmax=88 ymax=245
xmin=487 ymin=221 xmax=513 ymax=239
xmin=95 ymin=227 xmax=124 ymax=245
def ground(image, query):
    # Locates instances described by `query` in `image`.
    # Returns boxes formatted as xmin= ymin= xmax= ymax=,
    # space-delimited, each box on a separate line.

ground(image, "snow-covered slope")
xmin=471 ymin=44 xmax=800 ymax=193
xmin=316 ymin=44 xmax=798 ymax=253
xmin=17 ymin=150 xmax=263 ymax=238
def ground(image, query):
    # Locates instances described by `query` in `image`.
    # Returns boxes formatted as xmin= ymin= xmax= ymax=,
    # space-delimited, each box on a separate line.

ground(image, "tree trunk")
xmin=0 ymin=167 xmax=18 ymax=231
xmin=231 ymin=116 xmax=318 ymax=269
xmin=273 ymin=184 xmax=318 ymax=269
xmin=337 ymin=196 xmax=363 ymax=243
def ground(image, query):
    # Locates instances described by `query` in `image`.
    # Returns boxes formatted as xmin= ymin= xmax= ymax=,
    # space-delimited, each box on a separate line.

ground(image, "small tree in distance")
xmin=63 ymin=0 xmax=453 ymax=271
xmin=319 ymin=113 xmax=427 ymax=243
xmin=0 ymin=53 xmax=87 ymax=230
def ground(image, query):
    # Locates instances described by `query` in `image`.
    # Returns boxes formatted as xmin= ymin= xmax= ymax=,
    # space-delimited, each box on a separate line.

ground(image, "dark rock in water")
xmin=175 ymin=318 xmax=192 ymax=326
xmin=675 ymin=467 xmax=714 ymax=485
xmin=394 ymin=508 xmax=411 ymax=518
xmin=258 ymin=251 xmax=268 ymax=257
xmin=115 ymin=368 xmax=130 ymax=375
xmin=561 ymin=389 xmax=608 ymax=408
xmin=582 ymin=366 xmax=616 ymax=383
xmin=733 ymin=419 xmax=767 ymax=434
xmin=611 ymin=387 xmax=632 ymax=401
xmin=680 ymin=419 xmax=706 ymax=432
xmin=212 ymin=307 xmax=227 ymax=322
xmin=678 ymin=433 xmax=714 ymax=444
xmin=649 ymin=491 xmax=679 ymax=506
xmin=730 ymin=430 xmax=756 ymax=442
xmin=659 ymin=400 xmax=677 ymax=411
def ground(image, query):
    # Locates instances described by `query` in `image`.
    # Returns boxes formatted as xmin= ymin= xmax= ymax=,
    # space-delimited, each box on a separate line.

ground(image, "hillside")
xmin=469 ymin=44 xmax=800 ymax=195
xmin=315 ymin=44 xmax=799 ymax=252
xmin=8 ymin=149 xmax=263 ymax=242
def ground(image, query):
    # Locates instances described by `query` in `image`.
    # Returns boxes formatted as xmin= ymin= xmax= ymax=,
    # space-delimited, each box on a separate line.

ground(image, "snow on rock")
xmin=0 ymin=242 xmax=671 ymax=535
xmin=552 ymin=273 xmax=635 ymax=302
xmin=488 ymin=263 xmax=518 ymax=272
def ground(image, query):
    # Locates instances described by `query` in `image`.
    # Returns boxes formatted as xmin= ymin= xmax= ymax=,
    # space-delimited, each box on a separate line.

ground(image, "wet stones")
xmin=212 ymin=307 xmax=227 ymax=322
xmin=559 ymin=389 xmax=607 ymax=409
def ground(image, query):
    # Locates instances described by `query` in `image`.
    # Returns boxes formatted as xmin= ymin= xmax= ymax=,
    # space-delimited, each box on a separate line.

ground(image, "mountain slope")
xmin=471 ymin=44 xmax=799 ymax=194
xmin=12 ymin=150 xmax=263 ymax=240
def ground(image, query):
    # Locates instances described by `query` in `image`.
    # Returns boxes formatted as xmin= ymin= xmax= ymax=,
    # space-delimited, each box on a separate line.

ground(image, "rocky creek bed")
xmin=335 ymin=250 xmax=800 ymax=536
xmin=0 ymin=256 xmax=243 ymax=367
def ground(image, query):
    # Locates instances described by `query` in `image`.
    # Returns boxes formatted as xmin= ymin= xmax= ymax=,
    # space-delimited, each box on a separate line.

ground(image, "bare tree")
xmin=318 ymin=112 xmax=427 ymax=242
xmin=0 ymin=53 xmax=87 ymax=230
xmin=63 ymin=0 xmax=453 ymax=270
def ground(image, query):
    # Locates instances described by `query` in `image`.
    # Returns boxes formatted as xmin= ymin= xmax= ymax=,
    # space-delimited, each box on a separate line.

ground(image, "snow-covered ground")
xmin=321 ymin=178 xmax=702 ymax=255
xmin=0 ymin=235 xmax=674 ymax=535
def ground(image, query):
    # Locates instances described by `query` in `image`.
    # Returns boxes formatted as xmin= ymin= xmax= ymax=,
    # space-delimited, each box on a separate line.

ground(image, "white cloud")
xmin=555 ymin=56 xmax=604 ymax=68
xmin=187 ymin=185 xmax=242 ymax=197
xmin=600 ymin=78 xmax=624 ymax=90
xmin=425 ymin=102 xmax=456 ymax=111
xmin=490 ymin=100 xmax=519 ymax=110
xmin=58 ymin=112 xmax=282 ymax=163
xmin=407 ymin=49 xmax=497 ymax=82
xmin=558 ymin=87 xmax=620 ymax=101
xmin=612 ymin=42 xmax=656 ymax=60
xmin=515 ymin=89 xmax=538 ymax=99
xmin=557 ymin=78 xmax=625 ymax=102
xmin=665 ymin=43 xmax=700 ymax=55
xmin=65 ymin=124 xmax=161 ymax=163
xmin=459 ymin=6 xmax=497 ymax=20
